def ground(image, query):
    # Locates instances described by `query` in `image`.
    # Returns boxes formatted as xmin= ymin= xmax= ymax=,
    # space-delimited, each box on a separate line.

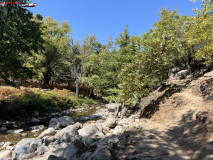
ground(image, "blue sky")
xmin=28 ymin=0 xmax=202 ymax=44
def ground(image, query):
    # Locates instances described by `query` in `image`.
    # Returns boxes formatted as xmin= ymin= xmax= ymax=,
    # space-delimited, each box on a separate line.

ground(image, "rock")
xmin=48 ymin=155 xmax=64 ymax=160
xmin=204 ymin=71 xmax=213 ymax=77
xmin=37 ymin=146 xmax=49 ymax=155
xmin=64 ymin=140 xmax=86 ymax=159
xmin=31 ymin=117 xmax=40 ymax=123
xmin=207 ymin=124 xmax=213 ymax=132
xmin=6 ymin=129 xmax=24 ymax=134
xmin=43 ymin=136 xmax=55 ymax=145
xmin=103 ymin=117 xmax=117 ymax=128
xmin=118 ymin=118 xmax=129 ymax=126
xmin=90 ymin=145 xmax=113 ymax=160
xmin=0 ymin=126 xmax=7 ymax=132
xmin=49 ymin=118 xmax=60 ymax=129
xmin=113 ymin=126 xmax=124 ymax=135
xmin=170 ymin=69 xmax=190 ymax=80
xmin=1 ymin=142 xmax=12 ymax=150
xmin=14 ymin=138 xmax=36 ymax=159
xmin=0 ymin=142 xmax=4 ymax=148
xmin=78 ymin=123 xmax=104 ymax=138
xmin=34 ymin=111 xmax=39 ymax=117
xmin=99 ymin=134 xmax=119 ymax=147
xmin=30 ymin=125 xmax=45 ymax=130
xmin=30 ymin=138 xmax=43 ymax=150
xmin=208 ymin=106 xmax=213 ymax=112
xmin=0 ymin=150 xmax=12 ymax=159
xmin=106 ymin=103 xmax=120 ymax=112
xmin=6 ymin=146 xmax=14 ymax=150
xmin=39 ymin=128 xmax=57 ymax=138
xmin=55 ymin=123 xmax=81 ymax=143
xmin=21 ymin=133 xmax=28 ymax=137
xmin=58 ymin=116 xmax=75 ymax=127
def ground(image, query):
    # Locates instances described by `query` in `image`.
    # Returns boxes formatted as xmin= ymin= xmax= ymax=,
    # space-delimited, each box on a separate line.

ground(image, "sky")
xmin=28 ymin=0 xmax=203 ymax=44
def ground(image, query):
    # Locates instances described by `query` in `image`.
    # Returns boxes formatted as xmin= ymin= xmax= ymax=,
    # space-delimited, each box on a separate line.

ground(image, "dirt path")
xmin=116 ymin=77 xmax=213 ymax=160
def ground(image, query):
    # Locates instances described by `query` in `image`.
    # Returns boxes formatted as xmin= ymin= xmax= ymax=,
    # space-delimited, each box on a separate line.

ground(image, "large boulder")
xmin=48 ymin=116 xmax=74 ymax=129
xmin=103 ymin=117 xmax=117 ymax=128
xmin=14 ymin=138 xmax=36 ymax=159
xmin=55 ymin=123 xmax=81 ymax=143
xmin=39 ymin=128 xmax=57 ymax=138
xmin=78 ymin=123 xmax=104 ymax=138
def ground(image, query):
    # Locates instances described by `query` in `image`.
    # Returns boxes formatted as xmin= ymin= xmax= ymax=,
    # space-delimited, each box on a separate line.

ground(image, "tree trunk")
xmin=75 ymin=81 xmax=79 ymax=98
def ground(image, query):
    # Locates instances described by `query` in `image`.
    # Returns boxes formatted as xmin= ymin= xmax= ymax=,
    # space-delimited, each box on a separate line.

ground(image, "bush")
xmin=0 ymin=87 xmax=96 ymax=120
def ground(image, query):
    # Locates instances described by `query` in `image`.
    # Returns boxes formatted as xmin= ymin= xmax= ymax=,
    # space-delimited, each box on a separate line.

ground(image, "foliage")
xmin=0 ymin=87 xmax=96 ymax=120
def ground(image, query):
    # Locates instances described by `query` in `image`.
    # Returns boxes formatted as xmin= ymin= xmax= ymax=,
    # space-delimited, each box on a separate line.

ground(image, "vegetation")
xmin=0 ymin=86 xmax=96 ymax=120
xmin=0 ymin=0 xmax=212 ymax=116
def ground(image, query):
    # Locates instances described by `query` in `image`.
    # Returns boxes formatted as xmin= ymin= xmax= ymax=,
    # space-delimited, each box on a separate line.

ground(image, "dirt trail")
xmin=116 ymin=75 xmax=213 ymax=160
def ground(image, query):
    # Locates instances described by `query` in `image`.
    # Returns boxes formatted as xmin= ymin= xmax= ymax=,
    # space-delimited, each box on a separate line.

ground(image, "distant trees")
xmin=0 ymin=0 xmax=212 ymax=106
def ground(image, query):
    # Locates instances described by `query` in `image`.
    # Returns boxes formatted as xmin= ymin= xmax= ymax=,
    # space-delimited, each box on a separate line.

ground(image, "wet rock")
xmin=39 ymin=128 xmax=57 ymax=138
xmin=0 ymin=150 xmax=12 ymax=159
xmin=6 ymin=129 xmax=24 ymax=134
xmin=103 ymin=117 xmax=117 ymax=128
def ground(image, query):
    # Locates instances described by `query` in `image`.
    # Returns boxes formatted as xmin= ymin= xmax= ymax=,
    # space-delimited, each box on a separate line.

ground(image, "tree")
xmin=0 ymin=0 xmax=43 ymax=85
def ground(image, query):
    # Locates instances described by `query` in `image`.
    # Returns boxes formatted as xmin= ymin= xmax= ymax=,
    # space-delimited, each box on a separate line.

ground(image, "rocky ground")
xmin=0 ymin=69 xmax=213 ymax=160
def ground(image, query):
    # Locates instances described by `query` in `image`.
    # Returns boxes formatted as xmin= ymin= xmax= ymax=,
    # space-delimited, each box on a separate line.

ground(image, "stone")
xmin=0 ymin=150 xmax=12 ymax=159
xmin=14 ymin=138 xmax=36 ymax=159
xmin=113 ymin=126 xmax=124 ymax=135
xmin=0 ymin=142 xmax=4 ymax=148
xmin=99 ymin=134 xmax=119 ymax=147
xmin=106 ymin=103 xmax=120 ymax=112
xmin=204 ymin=71 xmax=213 ymax=77
xmin=6 ymin=129 xmax=24 ymax=134
xmin=1 ymin=142 xmax=12 ymax=150
xmin=30 ymin=125 xmax=45 ymax=130
xmin=0 ymin=126 xmax=7 ymax=132
xmin=39 ymin=128 xmax=57 ymax=138
xmin=22 ymin=133 xmax=28 ymax=137
xmin=118 ymin=118 xmax=129 ymax=126
xmin=55 ymin=123 xmax=80 ymax=142
xmin=58 ymin=116 xmax=75 ymax=127
xmin=207 ymin=124 xmax=213 ymax=132
xmin=6 ymin=146 xmax=14 ymax=150
xmin=37 ymin=146 xmax=49 ymax=155
xmin=208 ymin=106 xmax=213 ymax=112
xmin=30 ymin=138 xmax=43 ymax=150
xmin=103 ymin=117 xmax=117 ymax=128
xmin=34 ymin=111 xmax=39 ymax=117
xmin=90 ymin=145 xmax=113 ymax=160
xmin=48 ymin=155 xmax=64 ymax=160
xmin=31 ymin=117 xmax=40 ymax=123
xmin=78 ymin=123 xmax=104 ymax=138
xmin=43 ymin=136 xmax=55 ymax=145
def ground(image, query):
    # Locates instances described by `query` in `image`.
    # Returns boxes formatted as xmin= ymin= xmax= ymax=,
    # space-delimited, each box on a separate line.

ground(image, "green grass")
xmin=0 ymin=87 xmax=96 ymax=121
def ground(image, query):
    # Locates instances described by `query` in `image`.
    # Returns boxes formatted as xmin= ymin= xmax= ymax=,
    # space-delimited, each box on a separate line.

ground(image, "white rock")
xmin=7 ymin=129 xmax=24 ymax=134
xmin=39 ymin=128 xmax=57 ymax=138
xmin=0 ymin=150 xmax=12 ymax=159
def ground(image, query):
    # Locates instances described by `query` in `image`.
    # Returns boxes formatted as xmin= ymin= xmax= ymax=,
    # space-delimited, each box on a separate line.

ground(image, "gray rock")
xmin=48 ymin=118 xmax=60 ymax=129
xmin=0 ymin=150 xmax=12 ymax=159
xmin=39 ymin=128 xmax=57 ymax=138
xmin=55 ymin=123 xmax=80 ymax=142
xmin=99 ymin=134 xmax=119 ymax=147
xmin=118 ymin=118 xmax=129 ymax=126
xmin=31 ymin=117 xmax=40 ymax=123
xmin=37 ymin=146 xmax=49 ymax=155
xmin=48 ymin=155 xmax=64 ymax=160
xmin=0 ymin=126 xmax=7 ymax=132
xmin=103 ymin=117 xmax=117 ymax=128
xmin=78 ymin=123 xmax=104 ymax=138
xmin=43 ymin=136 xmax=55 ymax=145
xmin=34 ymin=111 xmax=39 ymax=117
xmin=0 ymin=142 xmax=4 ymax=147
xmin=90 ymin=145 xmax=113 ymax=160
xmin=30 ymin=125 xmax=45 ymax=130
xmin=106 ymin=103 xmax=121 ymax=112
xmin=14 ymin=138 xmax=35 ymax=159
xmin=58 ymin=116 xmax=75 ymax=127
xmin=6 ymin=129 xmax=24 ymax=134
xmin=30 ymin=138 xmax=43 ymax=150
xmin=207 ymin=124 xmax=213 ymax=132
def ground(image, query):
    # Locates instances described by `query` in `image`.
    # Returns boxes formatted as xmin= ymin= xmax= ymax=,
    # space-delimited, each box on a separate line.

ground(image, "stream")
xmin=0 ymin=103 xmax=104 ymax=145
